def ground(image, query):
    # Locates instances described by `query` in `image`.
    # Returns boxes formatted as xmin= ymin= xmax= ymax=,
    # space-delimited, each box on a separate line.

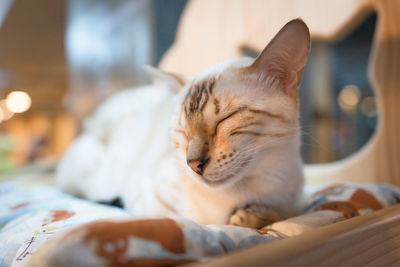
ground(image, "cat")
xmin=56 ymin=19 xmax=310 ymax=228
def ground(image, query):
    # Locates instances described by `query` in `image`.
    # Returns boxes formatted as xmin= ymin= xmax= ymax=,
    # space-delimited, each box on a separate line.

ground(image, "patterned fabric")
xmin=1 ymin=181 xmax=399 ymax=267
xmin=0 ymin=181 xmax=129 ymax=267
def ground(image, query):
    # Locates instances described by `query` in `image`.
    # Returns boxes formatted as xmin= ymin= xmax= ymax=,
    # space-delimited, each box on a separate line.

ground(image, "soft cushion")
xmin=1 ymin=180 xmax=399 ymax=267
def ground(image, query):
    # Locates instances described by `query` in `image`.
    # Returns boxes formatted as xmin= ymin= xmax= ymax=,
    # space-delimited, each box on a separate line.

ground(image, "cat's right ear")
xmin=144 ymin=65 xmax=190 ymax=94
xmin=246 ymin=19 xmax=310 ymax=97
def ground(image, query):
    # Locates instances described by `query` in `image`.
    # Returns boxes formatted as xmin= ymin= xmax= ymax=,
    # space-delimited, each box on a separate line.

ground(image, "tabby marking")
xmin=184 ymin=78 xmax=216 ymax=116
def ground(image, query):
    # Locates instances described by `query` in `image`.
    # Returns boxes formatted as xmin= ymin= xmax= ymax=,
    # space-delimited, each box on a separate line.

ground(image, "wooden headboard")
xmin=159 ymin=0 xmax=400 ymax=186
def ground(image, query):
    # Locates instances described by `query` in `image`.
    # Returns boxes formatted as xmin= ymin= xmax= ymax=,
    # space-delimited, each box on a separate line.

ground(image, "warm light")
xmin=6 ymin=91 xmax=32 ymax=113
xmin=0 ymin=107 xmax=3 ymax=122
xmin=338 ymin=85 xmax=361 ymax=112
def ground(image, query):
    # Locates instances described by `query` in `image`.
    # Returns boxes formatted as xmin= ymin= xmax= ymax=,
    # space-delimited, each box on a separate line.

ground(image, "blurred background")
xmin=0 ymin=0 xmax=377 ymax=174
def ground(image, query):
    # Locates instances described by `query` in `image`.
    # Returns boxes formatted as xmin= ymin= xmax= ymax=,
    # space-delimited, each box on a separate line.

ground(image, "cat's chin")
xmin=201 ymin=174 xmax=240 ymax=188
xmin=187 ymin=170 xmax=244 ymax=189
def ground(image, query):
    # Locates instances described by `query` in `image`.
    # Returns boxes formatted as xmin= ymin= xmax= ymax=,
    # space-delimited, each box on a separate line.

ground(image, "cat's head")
xmin=166 ymin=19 xmax=310 ymax=187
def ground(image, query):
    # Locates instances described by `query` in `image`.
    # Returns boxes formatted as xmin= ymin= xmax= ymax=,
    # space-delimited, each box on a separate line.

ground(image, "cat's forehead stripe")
xmin=184 ymin=77 xmax=216 ymax=117
xmin=213 ymin=98 xmax=220 ymax=115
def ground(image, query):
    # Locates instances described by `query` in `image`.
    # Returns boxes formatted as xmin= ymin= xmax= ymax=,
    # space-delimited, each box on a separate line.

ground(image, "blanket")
xmin=1 ymin=180 xmax=399 ymax=267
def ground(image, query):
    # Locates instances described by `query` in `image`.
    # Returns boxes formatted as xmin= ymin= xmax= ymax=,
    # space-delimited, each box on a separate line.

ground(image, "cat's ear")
xmin=247 ymin=19 xmax=310 ymax=96
xmin=144 ymin=65 xmax=190 ymax=93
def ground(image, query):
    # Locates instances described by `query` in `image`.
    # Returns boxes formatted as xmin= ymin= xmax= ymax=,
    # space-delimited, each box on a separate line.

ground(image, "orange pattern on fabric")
xmin=83 ymin=218 xmax=187 ymax=266
xmin=318 ymin=202 xmax=359 ymax=218
xmin=316 ymin=188 xmax=383 ymax=218
xmin=350 ymin=188 xmax=383 ymax=210
xmin=42 ymin=210 xmax=76 ymax=226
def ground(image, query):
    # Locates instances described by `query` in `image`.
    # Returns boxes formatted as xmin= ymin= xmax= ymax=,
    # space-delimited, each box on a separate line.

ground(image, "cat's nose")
xmin=187 ymin=157 xmax=209 ymax=175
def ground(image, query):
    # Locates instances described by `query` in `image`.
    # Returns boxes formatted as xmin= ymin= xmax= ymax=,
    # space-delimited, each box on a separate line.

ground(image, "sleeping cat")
xmin=57 ymin=19 xmax=310 ymax=228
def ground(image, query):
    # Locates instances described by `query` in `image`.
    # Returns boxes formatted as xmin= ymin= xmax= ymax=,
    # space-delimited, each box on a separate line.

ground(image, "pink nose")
xmin=187 ymin=157 xmax=209 ymax=175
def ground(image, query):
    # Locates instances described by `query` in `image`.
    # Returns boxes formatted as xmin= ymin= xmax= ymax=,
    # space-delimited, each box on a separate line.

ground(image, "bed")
xmin=1 ymin=0 xmax=400 ymax=266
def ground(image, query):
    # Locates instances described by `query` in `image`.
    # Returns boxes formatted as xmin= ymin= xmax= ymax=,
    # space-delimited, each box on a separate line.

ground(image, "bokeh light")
xmin=5 ymin=91 xmax=32 ymax=113
xmin=338 ymin=85 xmax=361 ymax=112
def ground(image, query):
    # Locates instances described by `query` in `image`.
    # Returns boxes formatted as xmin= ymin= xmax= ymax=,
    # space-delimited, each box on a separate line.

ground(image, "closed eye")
xmin=230 ymin=131 xmax=268 ymax=136
xmin=214 ymin=107 xmax=247 ymax=134
xmin=231 ymin=131 xmax=296 ymax=138
xmin=229 ymin=121 xmax=265 ymax=136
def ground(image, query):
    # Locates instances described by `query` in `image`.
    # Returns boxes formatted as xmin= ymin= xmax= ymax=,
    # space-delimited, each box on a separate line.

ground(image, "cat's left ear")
xmin=247 ymin=19 xmax=310 ymax=96
xmin=144 ymin=65 xmax=190 ymax=93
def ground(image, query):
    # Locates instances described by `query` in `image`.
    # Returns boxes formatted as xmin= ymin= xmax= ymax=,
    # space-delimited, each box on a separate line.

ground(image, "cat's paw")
xmin=229 ymin=209 xmax=262 ymax=228
xmin=229 ymin=205 xmax=284 ymax=229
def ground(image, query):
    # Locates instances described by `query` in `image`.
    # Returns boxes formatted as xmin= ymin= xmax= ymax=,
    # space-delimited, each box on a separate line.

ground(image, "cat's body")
xmin=57 ymin=19 xmax=310 ymax=227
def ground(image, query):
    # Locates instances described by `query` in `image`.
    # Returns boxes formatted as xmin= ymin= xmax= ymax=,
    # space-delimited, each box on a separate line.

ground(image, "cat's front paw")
xmin=229 ymin=209 xmax=262 ymax=229
xmin=229 ymin=205 xmax=284 ymax=229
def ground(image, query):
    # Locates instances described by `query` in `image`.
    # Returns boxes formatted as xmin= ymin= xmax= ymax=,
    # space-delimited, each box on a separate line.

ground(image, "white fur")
xmin=57 ymin=58 xmax=304 ymax=225
xmin=57 ymin=85 xmax=181 ymax=216
xmin=57 ymin=19 xmax=309 ymax=225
